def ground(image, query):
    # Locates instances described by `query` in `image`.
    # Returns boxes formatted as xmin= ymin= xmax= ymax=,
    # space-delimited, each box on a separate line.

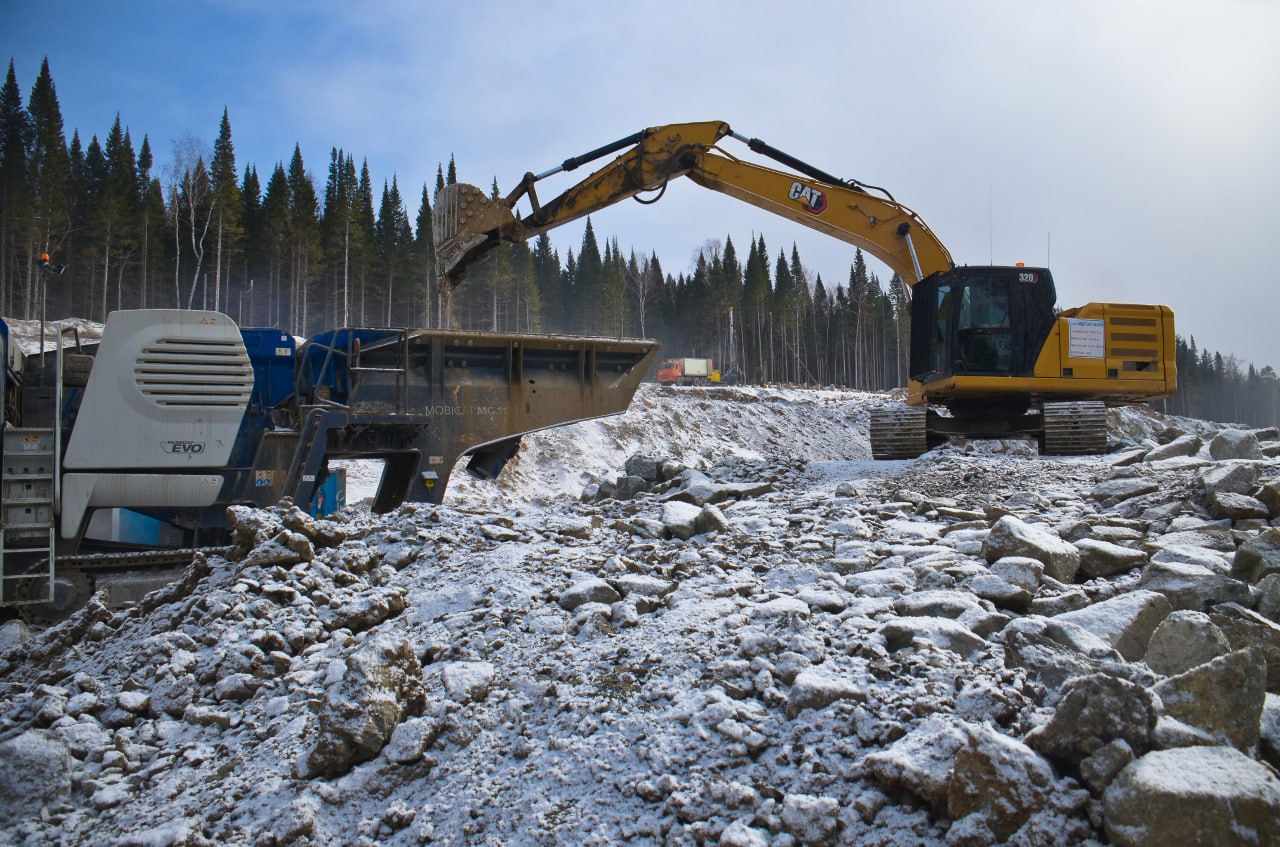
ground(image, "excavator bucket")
xmin=433 ymin=183 xmax=521 ymax=281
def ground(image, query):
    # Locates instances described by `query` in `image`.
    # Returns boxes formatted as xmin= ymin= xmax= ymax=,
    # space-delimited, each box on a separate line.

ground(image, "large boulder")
xmin=1207 ymin=490 xmax=1270 ymax=521
xmin=1054 ymin=590 xmax=1172 ymax=662
xmin=1258 ymin=573 xmax=1280 ymax=622
xmin=1208 ymin=603 xmax=1280 ymax=693
xmin=662 ymin=500 xmax=702 ymax=540
xmin=297 ymin=633 xmax=425 ymax=778
xmin=1143 ymin=434 xmax=1201 ymax=462
xmin=1232 ymin=528 xmax=1280 ymax=583
xmin=864 ymin=715 xmax=970 ymax=812
xmin=1137 ymin=560 xmax=1253 ymax=611
xmin=624 ymin=454 xmax=662 ymax=484
xmin=1090 ymin=478 xmax=1160 ymax=507
xmin=1025 ymin=673 xmax=1157 ymax=767
xmin=1207 ymin=429 xmax=1263 ymax=461
xmin=0 ymin=730 xmax=71 ymax=818
xmin=1075 ymin=538 xmax=1148 ymax=579
xmin=1103 ymin=747 xmax=1280 ymax=846
xmin=558 ymin=578 xmax=622 ymax=611
xmin=786 ymin=669 xmax=866 ymax=718
xmin=1003 ymin=616 xmax=1153 ymax=694
xmin=1199 ymin=462 xmax=1259 ymax=497
xmin=441 ymin=661 xmax=496 ymax=704
xmin=780 ymin=793 xmax=840 ymax=847
xmin=946 ymin=723 xmax=1059 ymax=841
xmin=983 ymin=516 xmax=1081 ymax=583
xmin=1262 ymin=693 xmax=1280 ymax=770
xmin=1151 ymin=648 xmax=1266 ymax=749
xmin=879 ymin=616 xmax=987 ymax=658
xmin=1143 ymin=610 xmax=1233 ymax=676
xmin=1259 ymin=478 xmax=1280 ymax=517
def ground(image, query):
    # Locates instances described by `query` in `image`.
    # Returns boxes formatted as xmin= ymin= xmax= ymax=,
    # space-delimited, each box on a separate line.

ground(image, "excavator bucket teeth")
xmin=433 ymin=183 xmax=520 ymax=281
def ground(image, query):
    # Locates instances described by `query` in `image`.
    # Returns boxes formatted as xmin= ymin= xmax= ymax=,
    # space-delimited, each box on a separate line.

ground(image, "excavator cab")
xmin=910 ymin=266 xmax=1058 ymax=385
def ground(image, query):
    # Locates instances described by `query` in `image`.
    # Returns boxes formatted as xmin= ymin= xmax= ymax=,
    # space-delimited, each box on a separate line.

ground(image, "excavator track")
xmin=6 ymin=547 xmax=228 ymax=625
xmin=1041 ymin=401 xmax=1108 ymax=456
xmin=869 ymin=405 xmax=929 ymax=459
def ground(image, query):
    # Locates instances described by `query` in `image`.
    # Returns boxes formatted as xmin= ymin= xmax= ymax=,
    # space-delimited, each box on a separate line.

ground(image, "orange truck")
xmin=656 ymin=357 xmax=719 ymax=386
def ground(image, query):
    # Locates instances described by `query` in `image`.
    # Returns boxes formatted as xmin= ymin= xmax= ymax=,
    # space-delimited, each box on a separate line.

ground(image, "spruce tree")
xmin=286 ymin=144 xmax=319 ymax=331
xmin=574 ymin=218 xmax=603 ymax=334
xmin=239 ymin=163 xmax=262 ymax=321
xmin=354 ymin=160 xmax=376 ymax=323
xmin=26 ymin=57 xmax=70 ymax=319
xmin=210 ymin=108 xmax=242 ymax=313
xmin=0 ymin=60 xmax=30 ymax=316
xmin=532 ymin=232 xmax=561 ymax=331
xmin=261 ymin=163 xmax=290 ymax=326
xmin=414 ymin=182 xmax=435 ymax=326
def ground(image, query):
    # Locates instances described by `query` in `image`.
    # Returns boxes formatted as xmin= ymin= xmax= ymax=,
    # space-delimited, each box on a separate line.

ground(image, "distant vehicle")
xmin=656 ymin=357 xmax=719 ymax=386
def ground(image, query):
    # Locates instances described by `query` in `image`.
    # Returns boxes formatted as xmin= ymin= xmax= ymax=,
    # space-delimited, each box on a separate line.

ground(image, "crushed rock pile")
xmin=1 ymin=391 xmax=1279 ymax=846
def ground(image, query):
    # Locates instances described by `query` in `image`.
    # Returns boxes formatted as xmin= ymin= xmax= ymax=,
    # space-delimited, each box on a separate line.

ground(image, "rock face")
xmin=298 ymin=634 xmax=425 ymax=778
xmin=1103 ymin=747 xmax=1280 ymax=846
xmin=982 ymin=516 xmax=1081 ymax=583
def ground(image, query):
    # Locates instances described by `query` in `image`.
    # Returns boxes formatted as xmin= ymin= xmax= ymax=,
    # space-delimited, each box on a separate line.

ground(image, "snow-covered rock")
xmin=0 ymin=730 xmax=70 ymax=816
xmin=1151 ymin=647 xmax=1266 ymax=749
xmin=1207 ymin=428 xmax=1263 ymax=460
xmin=297 ymin=633 xmax=425 ymax=778
xmin=1143 ymin=609 xmax=1232 ymax=676
xmin=1053 ymin=590 xmax=1171 ymax=661
xmin=982 ymin=516 xmax=1080 ymax=582
xmin=1103 ymin=747 xmax=1280 ymax=846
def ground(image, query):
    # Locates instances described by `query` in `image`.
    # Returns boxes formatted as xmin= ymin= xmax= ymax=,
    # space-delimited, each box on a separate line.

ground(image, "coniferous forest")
xmin=1 ymin=59 xmax=1275 ymax=427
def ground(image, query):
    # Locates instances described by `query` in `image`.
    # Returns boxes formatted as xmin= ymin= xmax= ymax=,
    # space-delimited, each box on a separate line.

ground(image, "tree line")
xmin=1156 ymin=338 xmax=1279 ymax=430
xmin=0 ymin=58 xmax=1273 ymax=426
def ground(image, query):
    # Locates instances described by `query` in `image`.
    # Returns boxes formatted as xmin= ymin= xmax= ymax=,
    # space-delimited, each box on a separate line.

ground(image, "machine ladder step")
xmin=2 ymin=426 xmax=57 ymax=605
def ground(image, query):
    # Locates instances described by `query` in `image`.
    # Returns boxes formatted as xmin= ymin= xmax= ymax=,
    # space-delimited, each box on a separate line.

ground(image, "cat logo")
xmin=788 ymin=181 xmax=828 ymax=215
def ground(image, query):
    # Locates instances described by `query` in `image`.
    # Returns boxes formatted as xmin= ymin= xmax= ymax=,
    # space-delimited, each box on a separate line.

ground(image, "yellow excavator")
xmin=433 ymin=121 xmax=1176 ymax=458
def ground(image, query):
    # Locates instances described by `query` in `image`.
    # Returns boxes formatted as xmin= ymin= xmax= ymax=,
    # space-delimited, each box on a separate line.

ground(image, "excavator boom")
xmin=434 ymin=121 xmax=953 ymax=288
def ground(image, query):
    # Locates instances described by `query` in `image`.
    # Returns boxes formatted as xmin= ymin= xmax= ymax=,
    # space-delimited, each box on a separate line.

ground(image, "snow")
xmin=0 ymin=385 xmax=1276 ymax=845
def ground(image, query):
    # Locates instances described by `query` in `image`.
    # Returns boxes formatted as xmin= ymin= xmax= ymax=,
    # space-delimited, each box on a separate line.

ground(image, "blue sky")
xmin=4 ymin=0 xmax=1279 ymax=367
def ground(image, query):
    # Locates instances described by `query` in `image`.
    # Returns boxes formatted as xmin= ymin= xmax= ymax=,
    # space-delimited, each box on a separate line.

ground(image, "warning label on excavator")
xmin=255 ymin=471 xmax=274 ymax=486
xmin=1068 ymin=319 xmax=1106 ymax=359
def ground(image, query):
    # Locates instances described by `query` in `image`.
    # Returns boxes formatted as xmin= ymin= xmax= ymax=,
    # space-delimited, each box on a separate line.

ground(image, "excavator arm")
xmin=434 ymin=120 xmax=954 ymax=288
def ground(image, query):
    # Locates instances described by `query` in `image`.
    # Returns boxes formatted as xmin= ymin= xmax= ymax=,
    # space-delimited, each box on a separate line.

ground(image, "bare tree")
xmin=626 ymin=250 xmax=661 ymax=338
xmin=167 ymin=134 xmax=216 ymax=309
